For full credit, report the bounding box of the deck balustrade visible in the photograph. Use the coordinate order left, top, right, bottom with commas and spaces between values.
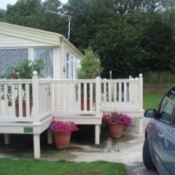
0, 74, 143, 123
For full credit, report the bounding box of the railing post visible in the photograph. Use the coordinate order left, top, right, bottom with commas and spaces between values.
32, 71, 39, 123
95, 77, 101, 117
139, 74, 143, 110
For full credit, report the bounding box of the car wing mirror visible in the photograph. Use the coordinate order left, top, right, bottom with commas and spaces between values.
144, 109, 157, 118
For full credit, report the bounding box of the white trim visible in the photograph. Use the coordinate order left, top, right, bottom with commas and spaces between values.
53, 48, 56, 79
28, 48, 34, 61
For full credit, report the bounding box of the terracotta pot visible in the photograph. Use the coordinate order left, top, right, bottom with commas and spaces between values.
108, 123, 123, 138
53, 132, 71, 149
81, 98, 95, 111
12, 74, 17, 79
15, 102, 33, 117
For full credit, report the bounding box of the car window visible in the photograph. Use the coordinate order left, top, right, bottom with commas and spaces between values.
159, 93, 175, 123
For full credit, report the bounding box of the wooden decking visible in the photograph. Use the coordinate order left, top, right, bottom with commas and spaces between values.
0, 74, 144, 159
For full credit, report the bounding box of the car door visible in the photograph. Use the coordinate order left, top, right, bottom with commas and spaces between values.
163, 121, 175, 175
156, 90, 175, 175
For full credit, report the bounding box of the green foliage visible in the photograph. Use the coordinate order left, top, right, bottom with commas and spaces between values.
114, 0, 164, 14
140, 16, 175, 72
5, 0, 43, 27
4, 0, 66, 35
2, 0, 175, 77
78, 48, 101, 79
8, 59, 44, 79
0, 9, 6, 21
0, 158, 127, 175
144, 71, 175, 84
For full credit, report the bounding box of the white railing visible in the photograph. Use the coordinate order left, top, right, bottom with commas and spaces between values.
51, 74, 143, 115
0, 72, 51, 122
101, 74, 143, 112
51, 78, 101, 116
37, 80, 51, 120
0, 79, 33, 122
0, 74, 143, 122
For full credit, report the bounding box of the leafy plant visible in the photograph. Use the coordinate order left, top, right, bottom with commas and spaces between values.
8, 59, 44, 79
49, 121, 79, 133
102, 113, 132, 127
2, 59, 45, 103
77, 47, 101, 79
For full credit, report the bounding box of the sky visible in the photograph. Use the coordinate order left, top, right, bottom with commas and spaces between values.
0, 0, 68, 9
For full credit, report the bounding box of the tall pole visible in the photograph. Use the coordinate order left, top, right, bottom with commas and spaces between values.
68, 16, 71, 40
46, 10, 71, 40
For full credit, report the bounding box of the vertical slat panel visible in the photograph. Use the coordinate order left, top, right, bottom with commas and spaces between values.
116, 82, 119, 102
123, 82, 127, 103
11, 84, 16, 116
4, 84, 8, 113
18, 84, 23, 118
119, 82, 122, 103
114, 82, 116, 102
84, 83, 87, 111
90, 82, 93, 110
127, 82, 129, 102
108, 81, 112, 102
129, 80, 133, 104
104, 82, 107, 102
26, 84, 30, 117
78, 83, 81, 110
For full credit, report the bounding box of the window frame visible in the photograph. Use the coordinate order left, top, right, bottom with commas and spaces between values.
158, 89, 175, 125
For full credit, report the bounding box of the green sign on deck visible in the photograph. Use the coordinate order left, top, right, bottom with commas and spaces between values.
24, 127, 33, 133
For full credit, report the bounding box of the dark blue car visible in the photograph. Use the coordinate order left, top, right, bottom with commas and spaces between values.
143, 86, 175, 175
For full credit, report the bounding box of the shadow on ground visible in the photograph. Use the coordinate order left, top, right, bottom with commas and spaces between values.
0, 127, 137, 160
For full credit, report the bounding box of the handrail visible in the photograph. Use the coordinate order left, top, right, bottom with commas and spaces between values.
0, 74, 143, 122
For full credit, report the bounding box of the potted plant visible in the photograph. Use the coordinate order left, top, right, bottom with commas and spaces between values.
49, 120, 79, 149
10, 59, 44, 79
77, 47, 101, 110
102, 113, 132, 138
7, 59, 44, 116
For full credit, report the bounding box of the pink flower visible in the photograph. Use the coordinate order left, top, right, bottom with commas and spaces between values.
49, 121, 79, 133
102, 113, 132, 127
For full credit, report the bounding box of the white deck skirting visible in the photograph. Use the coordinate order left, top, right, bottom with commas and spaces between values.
0, 116, 53, 158
0, 74, 144, 158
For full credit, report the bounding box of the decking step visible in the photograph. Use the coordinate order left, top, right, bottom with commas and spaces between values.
53, 113, 102, 125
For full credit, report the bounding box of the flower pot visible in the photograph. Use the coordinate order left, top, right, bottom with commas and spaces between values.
53, 132, 71, 149
108, 123, 123, 138
15, 101, 33, 117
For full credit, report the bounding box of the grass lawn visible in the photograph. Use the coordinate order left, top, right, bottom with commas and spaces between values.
0, 158, 127, 175
144, 93, 163, 109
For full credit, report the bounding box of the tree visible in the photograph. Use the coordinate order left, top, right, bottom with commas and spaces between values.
2, 0, 175, 77
141, 16, 175, 72
77, 47, 101, 79
5, 0, 43, 27
114, 0, 170, 14
5, 0, 67, 35
0, 9, 6, 22
64, 0, 116, 50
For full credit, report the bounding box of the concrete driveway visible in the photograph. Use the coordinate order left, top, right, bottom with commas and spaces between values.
127, 162, 159, 175
0, 133, 159, 175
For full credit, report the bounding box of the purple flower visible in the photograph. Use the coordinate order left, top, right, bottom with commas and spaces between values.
102, 112, 132, 127
49, 121, 79, 133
